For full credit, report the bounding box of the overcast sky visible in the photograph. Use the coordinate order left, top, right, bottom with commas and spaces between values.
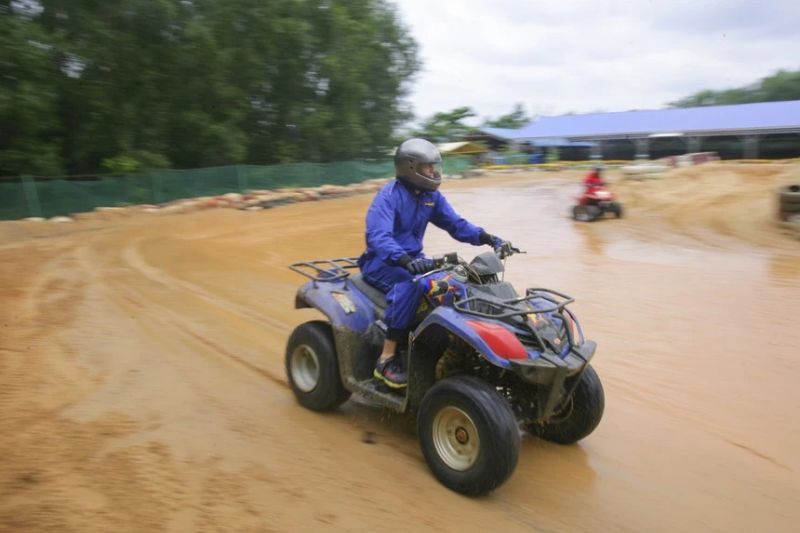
392, 0, 800, 126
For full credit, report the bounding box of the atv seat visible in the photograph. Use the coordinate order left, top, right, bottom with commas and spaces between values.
349, 274, 387, 314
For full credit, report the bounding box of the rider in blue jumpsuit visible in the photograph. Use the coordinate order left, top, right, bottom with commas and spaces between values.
358, 138, 505, 389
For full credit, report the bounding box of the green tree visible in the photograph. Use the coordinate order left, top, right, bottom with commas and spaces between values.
669, 68, 800, 108
413, 106, 476, 142
759, 69, 800, 102
2, 0, 419, 175
484, 103, 529, 129
0, 3, 62, 176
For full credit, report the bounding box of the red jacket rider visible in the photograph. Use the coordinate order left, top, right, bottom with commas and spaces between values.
583, 167, 606, 194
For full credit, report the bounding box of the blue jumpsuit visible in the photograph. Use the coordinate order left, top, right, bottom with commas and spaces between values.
357, 179, 486, 342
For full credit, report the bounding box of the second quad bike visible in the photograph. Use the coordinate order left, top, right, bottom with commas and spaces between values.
573, 187, 623, 222
286, 245, 604, 496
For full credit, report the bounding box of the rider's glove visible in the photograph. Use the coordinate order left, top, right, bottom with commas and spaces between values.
479, 231, 500, 247
402, 256, 436, 275
480, 232, 508, 255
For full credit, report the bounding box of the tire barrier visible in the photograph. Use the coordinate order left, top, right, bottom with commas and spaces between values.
777, 184, 800, 221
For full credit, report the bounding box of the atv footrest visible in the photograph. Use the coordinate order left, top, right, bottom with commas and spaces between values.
352, 379, 406, 412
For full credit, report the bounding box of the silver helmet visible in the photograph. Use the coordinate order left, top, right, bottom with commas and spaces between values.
395, 138, 443, 191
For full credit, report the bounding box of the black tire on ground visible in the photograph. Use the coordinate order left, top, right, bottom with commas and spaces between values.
574, 205, 599, 222
573, 205, 589, 221
779, 184, 800, 197
779, 197, 800, 209
417, 375, 520, 496
609, 201, 624, 218
285, 320, 351, 412
779, 198, 800, 210
779, 185, 800, 206
530, 365, 605, 444
586, 205, 602, 221
779, 201, 800, 221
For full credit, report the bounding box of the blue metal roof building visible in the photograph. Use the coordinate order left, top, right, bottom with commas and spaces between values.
480, 100, 800, 159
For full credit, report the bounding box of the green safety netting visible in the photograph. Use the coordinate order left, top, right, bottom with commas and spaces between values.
0, 156, 474, 220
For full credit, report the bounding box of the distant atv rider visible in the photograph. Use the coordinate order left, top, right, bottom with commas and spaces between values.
357, 138, 508, 389
583, 166, 606, 193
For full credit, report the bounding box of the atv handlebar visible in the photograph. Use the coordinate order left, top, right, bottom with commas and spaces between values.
431, 252, 460, 268
419, 243, 525, 281
495, 241, 524, 259
430, 242, 525, 269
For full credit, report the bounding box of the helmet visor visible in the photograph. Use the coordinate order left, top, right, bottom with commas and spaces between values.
416, 161, 443, 181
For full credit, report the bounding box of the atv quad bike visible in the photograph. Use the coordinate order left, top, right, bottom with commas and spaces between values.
286, 245, 604, 496
573, 187, 623, 222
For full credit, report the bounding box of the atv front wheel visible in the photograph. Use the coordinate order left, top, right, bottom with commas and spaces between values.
609, 202, 623, 218
418, 376, 520, 496
574, 205, 602, 222
585, 205, 602, 221
572, 205, 591, 222
530, 365, 604, 444
285, 321, 351, 412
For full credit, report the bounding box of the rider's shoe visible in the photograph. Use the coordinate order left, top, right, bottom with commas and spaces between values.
373, 356, 407, 389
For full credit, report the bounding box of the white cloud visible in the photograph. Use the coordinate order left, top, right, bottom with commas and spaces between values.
391, 0, 800, 124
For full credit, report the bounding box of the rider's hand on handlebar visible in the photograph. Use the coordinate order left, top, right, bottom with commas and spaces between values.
494, 240, 522, 259
405, 257, 437, 275
481, 232, 520, 260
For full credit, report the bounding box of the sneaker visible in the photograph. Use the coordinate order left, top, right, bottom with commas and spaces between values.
373, 357, 407, 389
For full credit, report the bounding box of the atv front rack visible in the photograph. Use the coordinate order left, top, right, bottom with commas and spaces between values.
454, 288, 575, 319
289, 257, 360, 286
454, 288, 585, 349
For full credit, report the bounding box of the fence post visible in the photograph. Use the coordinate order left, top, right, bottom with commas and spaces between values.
21, 175, 43, 218
236, 165, 248, 193
150, 171, 163, 204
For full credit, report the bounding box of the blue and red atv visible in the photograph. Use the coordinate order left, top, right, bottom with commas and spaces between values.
286, 245, 604, 496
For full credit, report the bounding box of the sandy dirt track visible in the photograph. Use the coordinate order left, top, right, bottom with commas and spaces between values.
1, 163, 799, 532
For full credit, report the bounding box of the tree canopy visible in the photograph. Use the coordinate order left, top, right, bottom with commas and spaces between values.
409, 106, 476, 143
669, 68, 800, 108
483, 102, 529, 129
0, 0, 419, 176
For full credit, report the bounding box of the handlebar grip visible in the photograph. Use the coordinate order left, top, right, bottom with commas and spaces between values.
433, 252, 459, 267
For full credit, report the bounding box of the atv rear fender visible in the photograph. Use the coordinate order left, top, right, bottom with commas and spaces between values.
295, 280, 384, 385
294, 280, 375, 332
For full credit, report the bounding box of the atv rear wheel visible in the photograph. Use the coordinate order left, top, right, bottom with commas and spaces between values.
530, 365, 604, 444
417, 376, 520, 496
285, 321, 351, 412
609, 201, 623, 218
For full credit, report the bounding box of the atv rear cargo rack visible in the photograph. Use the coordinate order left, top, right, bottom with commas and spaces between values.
289, 257, 360, 286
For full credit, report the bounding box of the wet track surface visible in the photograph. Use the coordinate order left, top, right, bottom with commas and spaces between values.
1, 164, 799, 531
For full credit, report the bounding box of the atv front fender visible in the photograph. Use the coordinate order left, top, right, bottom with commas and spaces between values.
410, 307, 598, 419
508, 340, 596, 386
411, 307, 517, 369
508, 341, 597, 420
